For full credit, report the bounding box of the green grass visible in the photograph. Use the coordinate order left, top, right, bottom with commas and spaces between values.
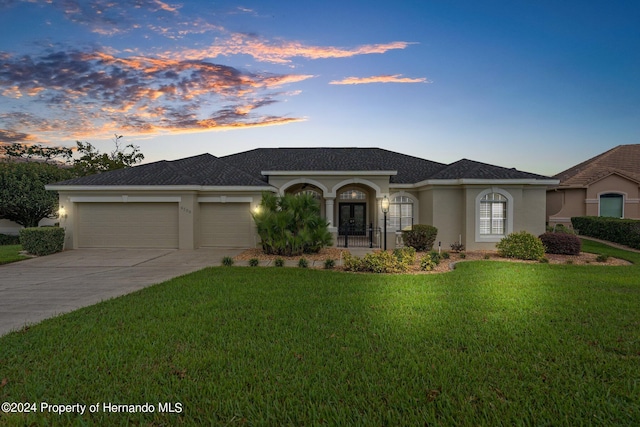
0, 245, 28, 265
0, 242, 639, 425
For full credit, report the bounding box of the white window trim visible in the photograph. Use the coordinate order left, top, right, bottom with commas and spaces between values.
388, 192, 418, 232
475, 188, 513, 243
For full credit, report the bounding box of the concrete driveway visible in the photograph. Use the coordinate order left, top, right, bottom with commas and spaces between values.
0, 248, 243, 337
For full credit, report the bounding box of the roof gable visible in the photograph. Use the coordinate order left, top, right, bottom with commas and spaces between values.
554, 144, 640, 187
429, 158, 550, 180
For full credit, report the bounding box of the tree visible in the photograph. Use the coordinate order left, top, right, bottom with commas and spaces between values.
72, 135, 144, 176
0, 162, 73, 227
252, 192, 333, 256
0, 134, 143, 228
1, 134, 144, 176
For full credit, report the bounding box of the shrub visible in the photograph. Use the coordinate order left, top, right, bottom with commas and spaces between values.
450, 242, 465, 252
459, 252, 466, 259
19, 227, 64, 256
298, 257, 309, 268
428, 250, 441, 265
441, 251, 450, 260
248, 258, 260, 267
342, 252, 364, 272
344, 250, 412, 273
323, 258, 335, 269
596, 254, 609, 263
539, 232, 581, 255
496, 231, 545, 260
274, 257, 285, 267
420, 255, 437, 271
253, 192, 332, 256
221, 256, 234, 266
402, 225, 438, 251
0, 233, 20, 245
571, 216, 640, 249
393, 247, 416, 267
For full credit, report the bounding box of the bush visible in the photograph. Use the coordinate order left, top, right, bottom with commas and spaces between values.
596, 254, 609, 263
428, 250, 441, 265
363, 251, 404, 273
274, 257, 285, 267
0, 233, 20, 245
420, 255, 437, 271
571, 216, 640, 249
248, 258, 260, 267
402, 225, 437, 251
496, 231, 545, 260
539, 232, 581, 255
393, 247, 416, 267
343, 250, 413, 273
450, 242, 465, 252
298, 258, 309, 268
221, 256, 234, 266
442, 251, 450, 260
323, 258, 335, 269
342, 252, 364, 272
19, 227, 64, 256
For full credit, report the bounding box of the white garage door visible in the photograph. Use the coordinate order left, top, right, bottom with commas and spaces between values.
77, 203, 179, 248
200, 203, 252, 247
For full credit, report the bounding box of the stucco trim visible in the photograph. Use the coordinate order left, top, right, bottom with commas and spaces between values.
197, 196, 254, 203
69, 196, 181, 203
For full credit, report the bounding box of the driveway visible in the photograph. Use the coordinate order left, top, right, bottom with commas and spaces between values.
0, 248, 243, 337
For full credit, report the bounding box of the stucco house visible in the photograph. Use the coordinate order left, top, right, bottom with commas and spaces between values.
547, 144, 640, 228
46, 147, 558, 251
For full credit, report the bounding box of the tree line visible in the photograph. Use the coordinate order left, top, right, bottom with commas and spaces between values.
0, 136, 144, 228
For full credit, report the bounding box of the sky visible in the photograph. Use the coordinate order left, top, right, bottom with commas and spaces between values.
0, 0, 638, 176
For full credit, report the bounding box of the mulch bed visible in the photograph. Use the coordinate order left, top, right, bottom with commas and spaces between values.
234, 248, 631, 274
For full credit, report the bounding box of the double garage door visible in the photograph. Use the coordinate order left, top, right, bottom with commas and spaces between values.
76, 202, 252, 248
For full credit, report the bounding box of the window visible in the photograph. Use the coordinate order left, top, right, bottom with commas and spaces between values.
389, 196, 413, 231
340, 189, 366, 200
599, 193, 623, 218
479, 193, 507, 235
296, 188, 321, 200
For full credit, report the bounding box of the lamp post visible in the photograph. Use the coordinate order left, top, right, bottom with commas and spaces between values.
381, 195, 389, 251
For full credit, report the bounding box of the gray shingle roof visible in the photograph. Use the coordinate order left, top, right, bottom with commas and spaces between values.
429, 159, 551, 180
220, 148, 449, 184
51, 148, 553, 187
52, 153, 272, 186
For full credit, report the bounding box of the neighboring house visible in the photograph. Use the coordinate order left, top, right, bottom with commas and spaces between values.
46, 148, 558, 251
0, 218, 58, 235
547, 144, 640, 228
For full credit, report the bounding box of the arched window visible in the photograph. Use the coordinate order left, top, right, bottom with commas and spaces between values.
390, 196, 414, 231
479, 193, 507, 235
600, 193, 623, 218
296, 188, 322, 200
339, 189, 366, 200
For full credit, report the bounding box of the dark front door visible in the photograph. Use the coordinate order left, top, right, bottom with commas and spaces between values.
339, 203, 366, 235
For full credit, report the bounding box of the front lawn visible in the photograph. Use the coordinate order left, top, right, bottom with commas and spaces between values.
0, 245, 28, 265
0, 243, 639, 425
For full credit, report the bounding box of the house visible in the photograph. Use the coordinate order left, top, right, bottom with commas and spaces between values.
46, 148, 558, 251
547, 144, 640, 228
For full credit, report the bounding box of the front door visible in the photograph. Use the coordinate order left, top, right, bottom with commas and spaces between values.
339, 203, 366, 235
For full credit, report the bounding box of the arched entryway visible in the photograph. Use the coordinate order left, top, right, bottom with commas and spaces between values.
335, 185, 381, 248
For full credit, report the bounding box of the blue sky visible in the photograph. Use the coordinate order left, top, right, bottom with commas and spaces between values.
0, 0, 638, 175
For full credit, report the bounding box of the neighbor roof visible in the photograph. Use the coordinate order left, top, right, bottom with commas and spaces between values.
553, 144, 640, 188
50, 148, 553, 187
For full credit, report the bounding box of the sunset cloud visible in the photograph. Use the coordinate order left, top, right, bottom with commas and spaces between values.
0, 47, 313, 141
329, 74, 430, 85
172, 35, 414, 64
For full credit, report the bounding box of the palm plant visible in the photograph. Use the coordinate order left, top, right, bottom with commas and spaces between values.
252, 192, 332, 256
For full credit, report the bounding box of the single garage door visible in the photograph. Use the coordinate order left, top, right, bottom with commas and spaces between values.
200, 203, 252, 247
77, 203, 179, 248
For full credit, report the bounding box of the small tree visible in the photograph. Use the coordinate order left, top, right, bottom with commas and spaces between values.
253, 192, 332, 256
72, 135, 144, 176
0, 162, 73, 227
